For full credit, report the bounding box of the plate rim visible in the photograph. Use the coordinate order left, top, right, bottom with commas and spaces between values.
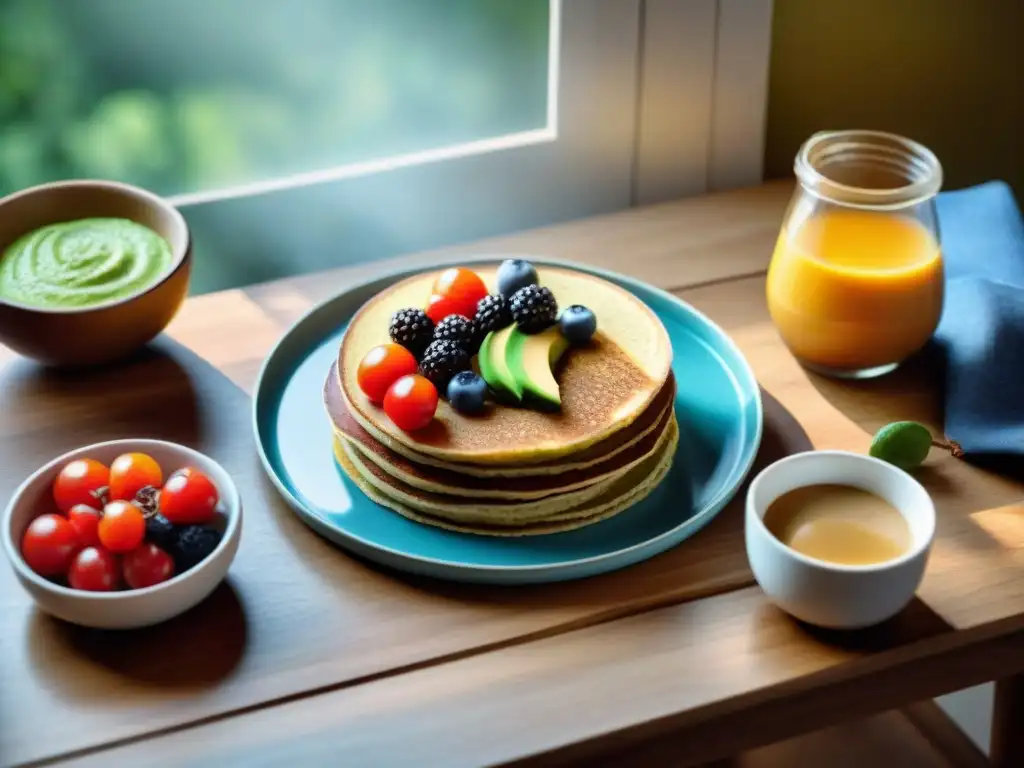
251, 256, 763, 576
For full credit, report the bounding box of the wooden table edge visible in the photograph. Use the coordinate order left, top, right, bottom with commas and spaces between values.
525, 621, 1024, 767
46, 592, 1024, 768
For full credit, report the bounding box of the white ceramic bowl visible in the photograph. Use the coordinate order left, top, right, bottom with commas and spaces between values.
2, 439, 242, 629
746, 450, 935, 630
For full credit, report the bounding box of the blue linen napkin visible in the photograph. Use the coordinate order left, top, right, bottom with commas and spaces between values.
932, 181, 1024, 457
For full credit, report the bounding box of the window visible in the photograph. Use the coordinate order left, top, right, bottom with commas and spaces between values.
0, 0, 551, 199
0, 0, 772, 293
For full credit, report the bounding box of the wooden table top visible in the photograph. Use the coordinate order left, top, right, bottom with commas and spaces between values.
2, 181, 1023, 767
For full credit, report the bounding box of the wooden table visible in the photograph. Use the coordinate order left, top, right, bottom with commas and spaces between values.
2, 182, 1023, 767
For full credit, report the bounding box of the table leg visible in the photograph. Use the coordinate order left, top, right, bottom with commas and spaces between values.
992, 673, 1024, 768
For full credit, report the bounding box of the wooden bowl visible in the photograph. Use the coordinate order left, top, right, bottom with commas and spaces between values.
0, 180, 191, 367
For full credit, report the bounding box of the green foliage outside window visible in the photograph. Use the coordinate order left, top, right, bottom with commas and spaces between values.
0, 0, 549, 197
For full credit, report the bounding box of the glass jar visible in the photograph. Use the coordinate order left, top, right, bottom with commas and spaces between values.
766, 130, 944, 379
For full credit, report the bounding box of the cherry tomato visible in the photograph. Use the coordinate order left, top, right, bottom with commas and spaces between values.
123, 543, 175, 589
433, 267, 487, 309
425, 293, 464, 325
426, 267, 487, 322
383, 374, 438, 431
357, 343, 418, 403
21, 514, 80, 577
53, 458, 110, 514
109, 452, 163, 501
98, 500, 146, 553
159, 467, 219, 525
67, 504, 102, 548
68, 547, 119, 592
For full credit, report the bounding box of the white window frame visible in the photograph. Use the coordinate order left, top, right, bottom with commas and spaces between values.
166, 0, 772, 283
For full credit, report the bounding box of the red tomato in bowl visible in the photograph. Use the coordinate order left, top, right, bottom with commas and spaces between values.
123, 543, 175, 589
109, 452, 163, 501
98, 500, 146, 553
21, 513, 81, 577
67, 504, 103, 548
159, 467, 220, 525
52, 459, 109, 513
68, 547, 119, 592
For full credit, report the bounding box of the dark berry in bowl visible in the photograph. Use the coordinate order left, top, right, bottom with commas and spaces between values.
496, 259, 539, 298
447, 371, 489, 414
559, 305, 597, 345
418, 339, 470, 391
510, 285, 558, 334
389, 308, 434, 358
433, 314, 474, 349
169, 525, 223, 573
144, 512, 177, 551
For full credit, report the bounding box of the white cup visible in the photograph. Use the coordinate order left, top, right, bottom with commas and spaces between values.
745, 450, 935, 630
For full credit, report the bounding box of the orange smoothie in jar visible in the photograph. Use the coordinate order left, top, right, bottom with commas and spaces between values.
766, 209, 943, 373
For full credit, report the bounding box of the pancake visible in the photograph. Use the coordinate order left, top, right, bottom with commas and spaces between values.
339, 399, 675, 501
333, 419, 679, 536
328, 365, 676, 478
339, 266, 672, 465
339, 401, 672, 499
325, 362, 676, 494
337, 416, 676, 524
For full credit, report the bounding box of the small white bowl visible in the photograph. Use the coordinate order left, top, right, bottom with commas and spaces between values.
2, 439, 242, 629
746, 450, 935, 630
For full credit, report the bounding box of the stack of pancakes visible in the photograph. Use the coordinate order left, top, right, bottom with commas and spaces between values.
327, 266, 677, 536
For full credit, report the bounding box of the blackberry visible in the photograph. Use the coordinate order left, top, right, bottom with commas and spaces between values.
433, 314, 474, 349
169, 525, 223, 572
389, 308, 434, 358
510, 285, 558, 334
144, 513, 176, 551
473, 294, 512, 337
418, 339, 470, 390
466, 321, 487, 355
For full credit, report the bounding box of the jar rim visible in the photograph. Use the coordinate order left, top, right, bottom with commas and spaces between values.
795, 130, 942, 210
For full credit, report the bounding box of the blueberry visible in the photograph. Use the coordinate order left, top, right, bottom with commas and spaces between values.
447, 371, 488, 414
559, 305, 597, 345
496, 259, 539, 298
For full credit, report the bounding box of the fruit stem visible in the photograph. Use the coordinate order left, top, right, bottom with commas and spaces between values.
931, 437, 964, 459
89, 485, 110, 507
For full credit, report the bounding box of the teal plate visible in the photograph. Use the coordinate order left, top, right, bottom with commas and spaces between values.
253, 259, 762, 584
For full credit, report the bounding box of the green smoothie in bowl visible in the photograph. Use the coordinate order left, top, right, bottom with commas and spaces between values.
0, 217, 174, 309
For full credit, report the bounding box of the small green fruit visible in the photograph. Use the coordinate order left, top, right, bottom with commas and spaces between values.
869, 421, 933, 470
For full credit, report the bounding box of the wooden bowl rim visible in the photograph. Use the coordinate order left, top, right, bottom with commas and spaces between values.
0, 179, 191, 315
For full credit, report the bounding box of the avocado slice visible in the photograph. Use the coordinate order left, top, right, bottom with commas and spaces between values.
506, 326, 570, 408
479, 325, 522, 401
